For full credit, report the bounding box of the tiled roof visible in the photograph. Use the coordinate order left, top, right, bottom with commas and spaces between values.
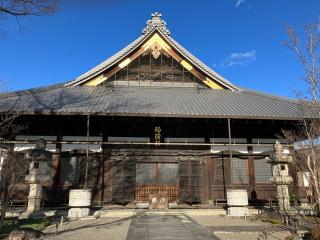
66, 14, 240, 91
0, 85, 315, 120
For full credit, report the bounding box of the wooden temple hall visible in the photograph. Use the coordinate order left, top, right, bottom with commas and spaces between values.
0, 13, 311, 207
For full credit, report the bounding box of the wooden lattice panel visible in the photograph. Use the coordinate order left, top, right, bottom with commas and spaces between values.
135, 185, 179, 202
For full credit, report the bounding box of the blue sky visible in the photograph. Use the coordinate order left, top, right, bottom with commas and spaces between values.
0, 0, 319, 98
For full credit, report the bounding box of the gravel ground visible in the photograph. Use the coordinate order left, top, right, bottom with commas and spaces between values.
186, 215, 265, 227
214, 232, 293, 240
186, 215, 295, 240
38, 212, 303, 240
40, 217, 131, 240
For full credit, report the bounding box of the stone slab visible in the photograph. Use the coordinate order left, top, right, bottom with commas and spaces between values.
69, 189, 92, 207
226, 189, 248, 206
227, 207, 249, 217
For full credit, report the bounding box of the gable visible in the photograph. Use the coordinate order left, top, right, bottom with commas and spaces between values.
84, 32, 224, 89
67, 13, 239, 91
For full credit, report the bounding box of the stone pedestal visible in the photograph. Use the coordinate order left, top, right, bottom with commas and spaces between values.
226, 189, 249, 217
68, 189, 92, 219
26, 183, 42, 213
276, 184, 291, 212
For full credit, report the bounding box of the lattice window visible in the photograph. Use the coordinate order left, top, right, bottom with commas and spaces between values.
254, 158, 272, 183
59, 155, 85, 185
136, 163, 178, 186
233, 158, 248, 184
100, 52, 204, 87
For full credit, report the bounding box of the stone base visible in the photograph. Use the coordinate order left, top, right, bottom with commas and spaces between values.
149, 195, 168, 209
19, 211, 46, 220
169, 202, 178, 209
68, 207, 90, 220
227, 207, 249, 217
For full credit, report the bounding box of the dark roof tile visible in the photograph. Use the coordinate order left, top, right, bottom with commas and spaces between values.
0, 85, 315, 120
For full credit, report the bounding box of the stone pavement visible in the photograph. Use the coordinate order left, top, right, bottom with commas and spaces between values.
40, 211, 307, 240
126, 213, 218, 240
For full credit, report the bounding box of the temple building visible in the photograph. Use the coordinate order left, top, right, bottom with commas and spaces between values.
0, 13, 314, 207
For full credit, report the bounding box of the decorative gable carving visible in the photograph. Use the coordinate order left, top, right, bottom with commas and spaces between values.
142, 12, 170, 36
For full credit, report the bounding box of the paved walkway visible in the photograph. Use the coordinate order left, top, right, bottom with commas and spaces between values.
126, 213, 218, 240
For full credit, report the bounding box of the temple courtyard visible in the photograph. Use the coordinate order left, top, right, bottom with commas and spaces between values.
39, 210, 306, 240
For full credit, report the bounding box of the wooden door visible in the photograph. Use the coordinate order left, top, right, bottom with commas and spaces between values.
135, 162, 179, 202
112, 159, 136, 204
179, 159, 201, 204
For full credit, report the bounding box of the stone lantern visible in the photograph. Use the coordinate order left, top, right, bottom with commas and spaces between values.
22, 138, 52, 218
269, 141, 293, 213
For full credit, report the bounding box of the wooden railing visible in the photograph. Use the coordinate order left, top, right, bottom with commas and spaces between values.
135, 185, 179, 202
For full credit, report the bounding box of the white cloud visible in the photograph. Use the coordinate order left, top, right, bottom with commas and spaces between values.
236, 0, 245, 7
221, 50, 256, 67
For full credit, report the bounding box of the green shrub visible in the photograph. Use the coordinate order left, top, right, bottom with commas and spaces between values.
0, 218, 50, 235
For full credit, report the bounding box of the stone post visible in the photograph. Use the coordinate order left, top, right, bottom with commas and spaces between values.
269, 141, 293, 214
227, 189, 249, 217
21, 138, 52, 218
68, 189, 92, 219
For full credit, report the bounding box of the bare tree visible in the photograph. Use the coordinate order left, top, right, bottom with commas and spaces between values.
0, 114, 26, 231
0, 144, 27, 231
0, 0, 58, 35
0, 84, 26, 230
284, 23, 320, 215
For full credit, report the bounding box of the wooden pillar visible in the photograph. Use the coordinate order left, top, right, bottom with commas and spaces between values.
289, 146, 299, 201
206, 153, 214, 201
101, 144, 106, 205
101, 132, 110, 205
200, 154, 208, 203
227, 119, 233, 189
51, 134, 62, 206
247, 143, 256, 202
102, 140, 112, 204
202, 136, 212, 203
